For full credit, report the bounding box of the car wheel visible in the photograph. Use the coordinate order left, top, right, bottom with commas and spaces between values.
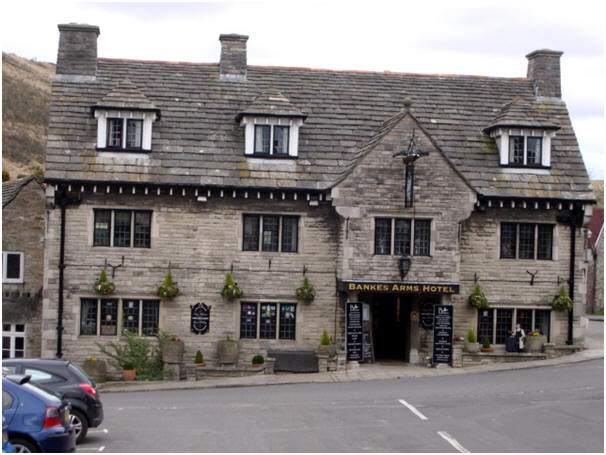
9, 437, 39, 453
70, 409, 89, 443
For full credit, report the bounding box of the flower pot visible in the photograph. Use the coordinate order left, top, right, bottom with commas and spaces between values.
195, 363, 206, 367
217, 339, 239, 365
162, 340, 185, 363
317, 344, 338, 359
481, 347, 494, 353
82, 359, 107, 382
464, 341, 480, 353
525, 335, 546, 353
122, 369, 136, 381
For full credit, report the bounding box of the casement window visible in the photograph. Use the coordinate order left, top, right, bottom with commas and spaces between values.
240, 302, 297, 340
94, 109, 157, 152
478, 308, 551, 344
254, 125, 290, 156
488, 128, 555, 168
500, 223, 554, 260
242, 214, 299, 252
375, 218, 431, 256
93, 209, 152, 248
2, 252, 24, 284
2, 324, 25, 358
508, 136, 542, 166
80, 298, 159, 336
106, 118, 143, 150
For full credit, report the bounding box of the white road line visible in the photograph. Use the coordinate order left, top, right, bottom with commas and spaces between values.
438, 431, 469, 453
98, 446, 105, 452
398, 399, 428, 420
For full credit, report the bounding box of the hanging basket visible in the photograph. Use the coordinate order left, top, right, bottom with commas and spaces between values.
157, 271, 180, 300
468, 284, 489, 309
221, 273, 243, 300
296, 277, 316, 303
93, 269, 115, 295
552, 286, 573, 312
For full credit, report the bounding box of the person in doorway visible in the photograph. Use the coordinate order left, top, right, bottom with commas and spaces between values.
515, 323, 525, 352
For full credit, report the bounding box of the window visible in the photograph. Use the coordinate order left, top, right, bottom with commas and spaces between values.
106, 118, 144, 150
24, 368, 65, 385
508, 135, 543, 166
2, 324, 25, 358
489, 127, 553, 168
80, 298, 159, 336
2, 252, 24, 284
239, 302, 297, 340
500, 223, 554, 260
240, 116, 304, 158
375, 218, 431, 256
477, 308, 550, 344
93, 209, 152, 248
253, 125, 290, 156
243, 214, 299, 253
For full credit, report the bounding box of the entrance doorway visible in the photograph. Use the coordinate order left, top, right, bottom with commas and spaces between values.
370, 294, 410, 362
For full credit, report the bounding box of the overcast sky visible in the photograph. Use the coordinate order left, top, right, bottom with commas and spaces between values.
2, 0, 604, 179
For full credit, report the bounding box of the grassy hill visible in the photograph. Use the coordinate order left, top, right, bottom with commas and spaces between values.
2, 52, 54, 180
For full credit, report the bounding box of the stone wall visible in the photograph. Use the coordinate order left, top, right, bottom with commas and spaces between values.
2, 178, 45, 357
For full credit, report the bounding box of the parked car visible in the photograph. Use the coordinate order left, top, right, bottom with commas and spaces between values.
2, 375, 76, 452
2, 415, 16, 453
2, 359, 103, 443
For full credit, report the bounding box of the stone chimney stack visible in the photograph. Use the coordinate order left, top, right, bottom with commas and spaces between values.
526, 49, 563, 98
56, 23, 100, 80
219, 34, 248, 81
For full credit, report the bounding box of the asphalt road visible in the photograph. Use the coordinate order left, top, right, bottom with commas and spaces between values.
78, 358, 603, 453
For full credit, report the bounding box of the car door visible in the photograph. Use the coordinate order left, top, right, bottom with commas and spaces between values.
2, 388, 17, 426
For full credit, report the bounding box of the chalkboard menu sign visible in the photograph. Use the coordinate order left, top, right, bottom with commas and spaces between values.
346, 302, 363, 361
432, 304, 453, 364
191, 303, 210, 334
420, 302, 435, 329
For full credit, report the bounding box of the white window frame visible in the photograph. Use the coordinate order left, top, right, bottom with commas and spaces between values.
94, 109, 157, 151
489, 127, 555, 168
2, 324, 26, 358
2, 252, 24, 284
240, 116, 303, 157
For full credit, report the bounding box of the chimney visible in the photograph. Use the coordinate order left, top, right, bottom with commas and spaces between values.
219, 34, 248, 81
526, 49, 563, 98
56, 23, 100, 80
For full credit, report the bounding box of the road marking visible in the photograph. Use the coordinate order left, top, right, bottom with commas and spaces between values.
88, 428, 109, 434
438, 431, 469, 453
98, 446, 105, 452
398, 399, 428, 420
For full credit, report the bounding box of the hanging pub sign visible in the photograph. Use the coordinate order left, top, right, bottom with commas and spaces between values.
420, 302, 436, 329
432, 304, 453, 364
346, 302, 363, 361
191, 303, 210, 334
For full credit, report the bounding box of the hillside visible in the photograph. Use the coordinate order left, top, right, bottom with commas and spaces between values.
2, 52, 54, 180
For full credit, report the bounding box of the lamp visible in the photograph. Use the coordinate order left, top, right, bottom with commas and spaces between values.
399, 255, 411, 280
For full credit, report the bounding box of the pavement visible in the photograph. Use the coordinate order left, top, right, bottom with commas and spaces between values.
98, 317, 603, 394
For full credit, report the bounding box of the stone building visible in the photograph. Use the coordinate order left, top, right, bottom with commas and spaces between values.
41, 24, 596, 370
2, 176, 46, 358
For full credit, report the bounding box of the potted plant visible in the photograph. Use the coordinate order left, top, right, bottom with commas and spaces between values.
464, 329, 480, 353
82, 357, 107, 383
121, 361, 136, 381
481, 336, 494, 353
552, 286, 573, 312
157, 271, 180, 300
161, 336, 185, 363
217, 337, 239, 365
525, 331, 546, 352
221, 273, 243, 300
251, 354, 264, 368
194, 350, 206, 367
93, 269, 115, 295
296, 276, 316, 303
468, 284, 489, 309
317, 329, 337, 358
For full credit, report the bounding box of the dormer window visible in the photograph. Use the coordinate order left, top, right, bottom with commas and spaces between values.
487, 128, 555, 168
94, 110, 157, 152
509, 135, 542, 166
107, 118, 143, 150
254, 124, 290, 156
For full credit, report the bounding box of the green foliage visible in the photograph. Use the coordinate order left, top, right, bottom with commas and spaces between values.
93, 269, 115, 295
296, 276, 316, 302
481, 336, 491, 349
320, 329, 332, 346
552, 286, 573, 312
157, 271, 180, 299
194, 350, 204, 364
221, 273, 243, 299
2, 170, 10, 182
466, 329, 476, 343
251, 354, 264, 365
468, 284, 489, 309
96, 330, 166, 380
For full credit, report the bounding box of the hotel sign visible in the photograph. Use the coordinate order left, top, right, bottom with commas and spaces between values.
339, 280, 459, 295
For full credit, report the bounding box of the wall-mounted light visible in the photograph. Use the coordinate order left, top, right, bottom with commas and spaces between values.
399, 255, 411, 280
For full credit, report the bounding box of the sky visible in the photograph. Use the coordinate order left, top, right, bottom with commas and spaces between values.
2, 0, 604, 180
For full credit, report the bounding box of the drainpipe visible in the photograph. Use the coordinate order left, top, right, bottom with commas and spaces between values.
54, 184, 80, 358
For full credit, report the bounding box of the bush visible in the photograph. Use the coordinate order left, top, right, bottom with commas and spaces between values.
96, 330, 166, 380
466, 329, 476, 343
320, 330, 332, 346
2, 170, 10, 182
481, 336, 491, 349
194, 350, 204, 364
251, 354, 264, 365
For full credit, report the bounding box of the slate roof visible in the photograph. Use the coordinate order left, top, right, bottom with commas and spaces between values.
44, 58, 595, 202
235, 88, 307, 121
2, 176, 37, 207
483, 97, 561, 132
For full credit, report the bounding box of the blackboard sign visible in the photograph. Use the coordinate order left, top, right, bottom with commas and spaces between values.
346, 302, 363, 361
420, 302, 435, 329
191, 303, 210, 334
432, 304, 453, 364
362, 332, 372, 362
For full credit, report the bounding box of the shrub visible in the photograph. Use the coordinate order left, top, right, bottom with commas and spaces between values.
320, 330, 332, 346
482, 336, 491, 349
2, 170, 10, 182
466, 329, 476, 343
194, 350, 204, 364
252, 354, 264, 365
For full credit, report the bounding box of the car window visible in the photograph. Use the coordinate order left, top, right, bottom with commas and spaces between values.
22, 383, 61, 403
2, 365, 17, 374
2, 390, 14, 411
24, 368, 65, 384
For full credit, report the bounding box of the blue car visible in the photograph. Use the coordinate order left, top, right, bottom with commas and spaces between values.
2, 376, 75, 452
2, 415, 16, 453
